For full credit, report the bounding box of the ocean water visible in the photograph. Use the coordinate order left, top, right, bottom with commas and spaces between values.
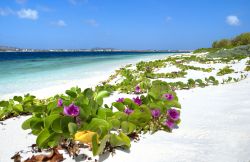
0, 52, 181, 99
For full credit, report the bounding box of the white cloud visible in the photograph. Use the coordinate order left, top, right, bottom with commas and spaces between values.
0, 8, 15, 16
85, 19, 99, 27
16, 0, 27, 4
17, 8, 38, 20
226, 15, 240, 26
51, 20, 67, 27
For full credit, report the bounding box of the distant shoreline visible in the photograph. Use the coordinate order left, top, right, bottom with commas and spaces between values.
0, 50, 192, 53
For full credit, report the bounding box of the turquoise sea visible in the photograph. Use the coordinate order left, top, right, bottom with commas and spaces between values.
0, 52, 181, 99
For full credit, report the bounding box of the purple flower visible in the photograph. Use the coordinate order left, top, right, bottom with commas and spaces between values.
167, 109, 180, 121
116, 98, 124, 103
151, 109, 161, 118
164, 120, 175, 129
164, 93, 174, 101
133, 96, 142, 106
135, 85, 141, 93
64, 103, 80, 117
57, 98, 63, 107
124, 108, 134, 115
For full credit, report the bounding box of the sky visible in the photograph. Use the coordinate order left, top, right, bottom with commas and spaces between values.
0, 0, 250, 50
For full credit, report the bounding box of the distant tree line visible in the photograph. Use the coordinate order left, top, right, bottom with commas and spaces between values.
194, 32, 250, 53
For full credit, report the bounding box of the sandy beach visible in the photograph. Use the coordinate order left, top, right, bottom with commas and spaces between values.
0, 53, 250, 162
1, 0, 250, 161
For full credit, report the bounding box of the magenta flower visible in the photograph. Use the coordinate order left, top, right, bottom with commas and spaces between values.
64, 103, 80, 117
167, 109, 180, 121
135, 85, 141, 93
133, 96, 142, 106
151, 109, 161, 118
164, 93, 174, 101
124, 107, 134, 115
116, 98, 124, 103
164, 120, 175, 129
57, 98, 63, 107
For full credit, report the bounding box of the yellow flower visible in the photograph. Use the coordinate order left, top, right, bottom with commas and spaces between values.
74, 131, 98, 146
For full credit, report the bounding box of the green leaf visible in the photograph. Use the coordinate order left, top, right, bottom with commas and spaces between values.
121, 121, 136, 134
128, 111, 151, 126
47, 101, 57, 112
113, 111, 127, 121
97, 134, 110, 155
47, 134, 61, 148
68, 122, 77, 135
92, 134, 110, 156
148, 91, 157, 99
61, 116, 74, 135
92, 134, 99, 156
13, 104, 23, 112
23, 95, 35, 104
30, 117, 44, 131
83, 88, 94, 98
79, 104, 91, 120
109, 119, 120, 129
0, 101, 9, 107
44, 114, 60, 129
13, 96, 23, 103
112, 102, 125, 111
95, 91, 110, 105
51, 118, 63, 133
30, 105, 46, 113
36, 129, 50, 148
110, 134, 123, 147
66, 90, 77, 98
123, 98, 133, 105
50, 107, 63, 115
97, 108, 113, 120
22, 117, 33, 130
118, 132, 131, 149
36, 129, 56, 148
110, 133, 131, 149
86, 118, 111, 138
165, 100, 181, 108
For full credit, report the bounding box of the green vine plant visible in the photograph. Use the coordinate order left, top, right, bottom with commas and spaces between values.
20, 80, 181, 157
217, 66, 235, 76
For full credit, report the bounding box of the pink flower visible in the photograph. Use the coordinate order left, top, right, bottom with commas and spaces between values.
116, 98, 124, 103
167, 109, 180, 121
135, 85, 141, 93
124, 108, 134, 115
164, 120, 175, 129
133, 96, 142, 106
57, 98, 63, 107
64, 103, 80, 117
163, 93, 174, 101
151, 109, 161, 118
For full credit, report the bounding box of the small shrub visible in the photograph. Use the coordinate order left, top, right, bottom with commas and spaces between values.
217, 66, 234, 76
245, 66, 250, 71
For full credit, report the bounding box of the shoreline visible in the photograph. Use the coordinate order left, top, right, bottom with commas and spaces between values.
0, 52, 186, 100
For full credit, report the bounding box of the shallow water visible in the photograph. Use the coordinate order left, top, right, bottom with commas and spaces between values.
0, 52, 180, 99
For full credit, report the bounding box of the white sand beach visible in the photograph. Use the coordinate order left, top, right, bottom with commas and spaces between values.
104, 78, 250, 162
0, 53, 250, 162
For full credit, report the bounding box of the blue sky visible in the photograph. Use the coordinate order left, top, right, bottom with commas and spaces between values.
0, 0, 249, 50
